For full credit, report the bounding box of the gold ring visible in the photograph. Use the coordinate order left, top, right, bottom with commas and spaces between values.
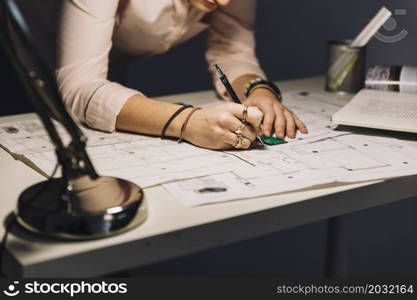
242, 105, 249, 123
234, 122, 246, 136
234, 134, 244, 149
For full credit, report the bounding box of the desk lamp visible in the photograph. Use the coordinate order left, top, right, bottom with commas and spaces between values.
0, 0, 147, 239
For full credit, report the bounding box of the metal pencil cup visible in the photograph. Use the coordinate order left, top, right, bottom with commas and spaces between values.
325, 40, 366, 94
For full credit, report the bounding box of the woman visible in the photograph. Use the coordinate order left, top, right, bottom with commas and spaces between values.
56, 0, 308, 150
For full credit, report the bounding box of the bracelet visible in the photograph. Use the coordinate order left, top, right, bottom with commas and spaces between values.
161, 105, 193, 140
248, 84, 277, 98
244, 78, 283, 102
178, 107, 202, 143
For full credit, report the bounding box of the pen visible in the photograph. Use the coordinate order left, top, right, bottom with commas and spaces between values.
214, 64, 265, 147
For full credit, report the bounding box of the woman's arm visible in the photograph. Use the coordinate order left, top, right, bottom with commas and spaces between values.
57, 0, 141, 132
205, 0, 265, 99
205, 1, 308, 139
117, 94, 264, 150
57, 0, 263, 150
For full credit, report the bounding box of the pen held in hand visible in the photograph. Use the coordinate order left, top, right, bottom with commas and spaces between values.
214, 64, 265, 147
214, 64, 241, 105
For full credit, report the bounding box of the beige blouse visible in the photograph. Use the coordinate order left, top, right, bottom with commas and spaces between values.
56, 0, 266, 132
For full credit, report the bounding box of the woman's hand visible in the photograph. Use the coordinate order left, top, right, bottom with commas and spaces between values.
243, 88, 308, 139
183, 103, 263, 150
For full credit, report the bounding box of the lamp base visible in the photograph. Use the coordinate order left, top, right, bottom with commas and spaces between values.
16, 177, 147, 240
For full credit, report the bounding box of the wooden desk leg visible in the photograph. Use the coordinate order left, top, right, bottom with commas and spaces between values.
325, 216, 350, 277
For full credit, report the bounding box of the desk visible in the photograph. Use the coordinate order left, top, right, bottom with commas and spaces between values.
1, 77, 417, 277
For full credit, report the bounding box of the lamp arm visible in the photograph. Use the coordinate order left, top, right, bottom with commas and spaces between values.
0, 0, 147, 241
0, 1, 98, 181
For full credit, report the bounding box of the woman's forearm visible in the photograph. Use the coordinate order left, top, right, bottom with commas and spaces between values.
117, 73, 259, 137
115, 94, 189, 138
116, 73, 268, 138
114, 93, 265, 150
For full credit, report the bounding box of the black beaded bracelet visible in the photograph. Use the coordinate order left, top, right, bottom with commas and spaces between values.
161, 105, 193, 140
244, 78, 282, 102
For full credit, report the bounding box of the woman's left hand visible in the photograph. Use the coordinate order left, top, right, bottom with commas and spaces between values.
243, 88, 308, 139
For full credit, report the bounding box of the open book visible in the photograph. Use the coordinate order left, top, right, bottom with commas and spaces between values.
332, 89, 417, 133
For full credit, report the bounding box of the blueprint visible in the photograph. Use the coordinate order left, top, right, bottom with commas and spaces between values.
1, 92, 417, 207
0, 118, 245, 188
163, 92, 417, 206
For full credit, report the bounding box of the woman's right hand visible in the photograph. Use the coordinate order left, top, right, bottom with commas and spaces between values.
183, 103, 264, 150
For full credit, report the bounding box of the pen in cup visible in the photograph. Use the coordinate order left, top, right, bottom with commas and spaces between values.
214, 64, 265, 147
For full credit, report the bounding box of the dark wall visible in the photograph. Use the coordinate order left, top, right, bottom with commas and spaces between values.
127, 0, 417, 97
0, 46, 33, 115
255, 0, 417, 81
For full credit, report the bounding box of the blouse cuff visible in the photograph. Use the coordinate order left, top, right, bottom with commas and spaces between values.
84, 83, 141, 132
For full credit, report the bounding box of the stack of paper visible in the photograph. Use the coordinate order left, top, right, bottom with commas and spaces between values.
332, 89, 417, 133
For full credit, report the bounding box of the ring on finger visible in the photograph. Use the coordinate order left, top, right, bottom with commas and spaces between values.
234, 134, 244, 149
242, 105, 249, 123
234, 122, 246, 136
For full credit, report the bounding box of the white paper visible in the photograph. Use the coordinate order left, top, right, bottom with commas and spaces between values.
0, 118, 246, 188
164, 92, 417, 207
1, 92, 417, 208
332, 89, 417, 133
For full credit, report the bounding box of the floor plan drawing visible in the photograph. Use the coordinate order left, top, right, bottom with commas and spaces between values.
1, 92, 417, 206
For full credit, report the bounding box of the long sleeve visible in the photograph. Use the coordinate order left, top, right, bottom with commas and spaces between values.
205, 0, 266, 98
56, 0, 140, 132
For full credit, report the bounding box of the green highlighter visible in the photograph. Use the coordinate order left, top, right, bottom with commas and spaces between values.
260, 135, 287, 146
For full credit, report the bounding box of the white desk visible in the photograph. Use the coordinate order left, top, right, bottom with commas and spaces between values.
1, 77, 417, 277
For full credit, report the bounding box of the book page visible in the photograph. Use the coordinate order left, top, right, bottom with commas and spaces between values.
332, 89, 417, 133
